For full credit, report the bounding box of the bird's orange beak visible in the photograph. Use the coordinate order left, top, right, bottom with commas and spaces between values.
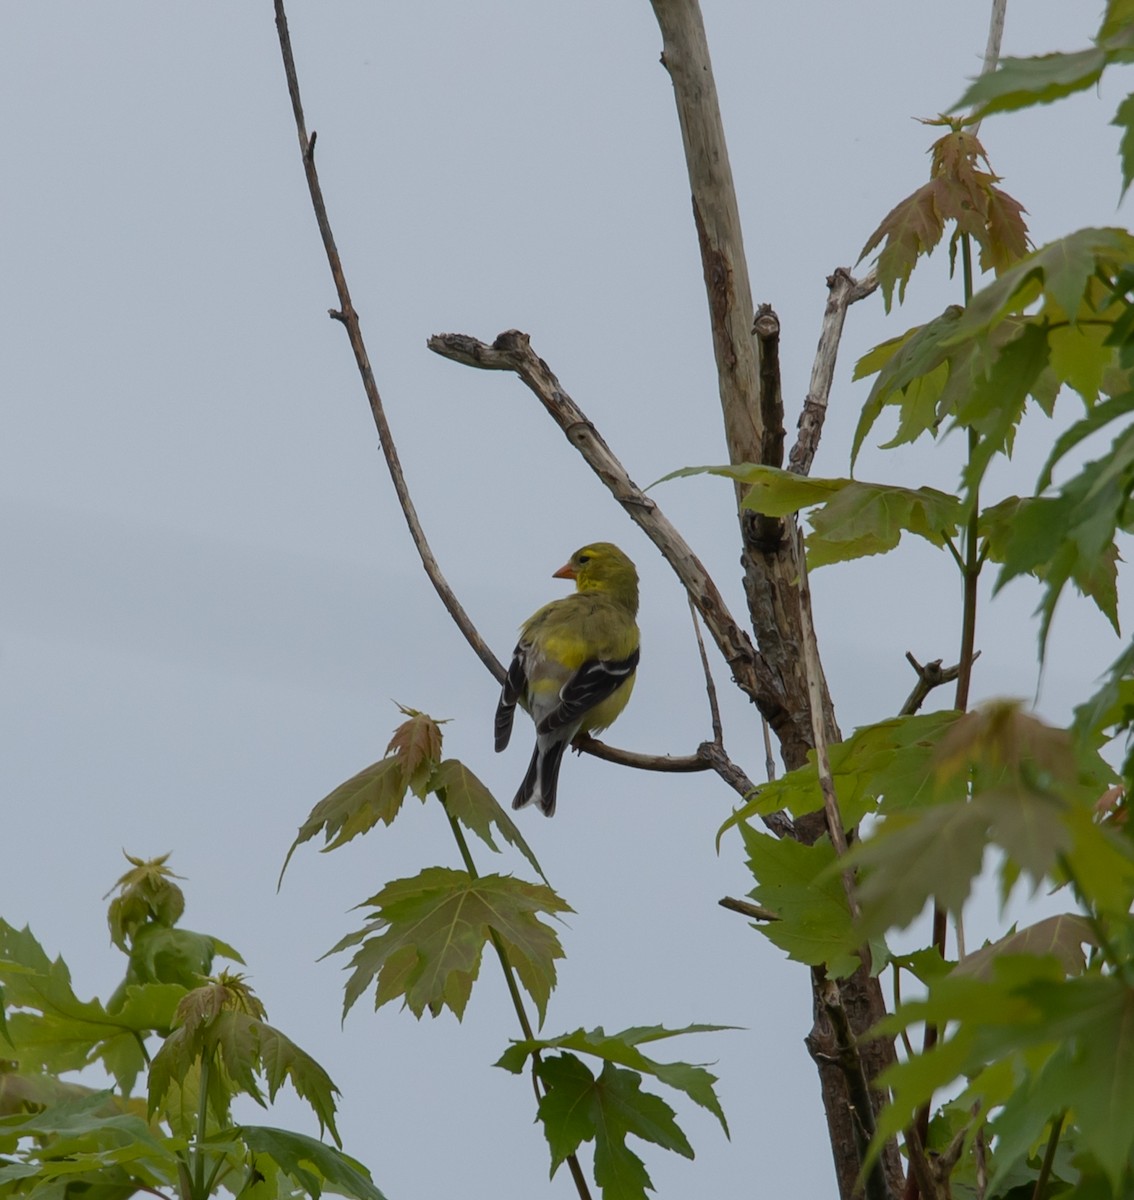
553, 560, 576, 580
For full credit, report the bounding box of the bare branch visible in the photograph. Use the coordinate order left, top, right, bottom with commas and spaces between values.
751, 304, 788, 548
762, 718, 777, 782
981, 0, 1009, 82
900, 650, 979, 716
428, 330, 788, 724
651, 0, 764, 470
571, 734, 706, 774
719, 896, 779, 922
789, 267, 879, 477
752, 304, 785, 468
694, 741, 796, 839
272, 2, 504, 685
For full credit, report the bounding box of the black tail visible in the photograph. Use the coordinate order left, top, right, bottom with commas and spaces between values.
512, 739, 567, 817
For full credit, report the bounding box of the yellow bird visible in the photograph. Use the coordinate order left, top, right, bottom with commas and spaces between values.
495, 543, 640, 816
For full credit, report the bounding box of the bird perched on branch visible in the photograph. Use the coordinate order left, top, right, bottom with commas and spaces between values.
495, 542, 640, 817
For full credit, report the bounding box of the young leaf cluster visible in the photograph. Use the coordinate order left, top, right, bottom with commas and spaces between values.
0, 858, 385, 1200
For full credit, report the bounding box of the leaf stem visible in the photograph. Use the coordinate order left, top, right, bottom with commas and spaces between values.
1031, 1112, 1064, 1200
193, 1049, 213, 1200
954, 233, 980, 716
445, 811, 593, 1200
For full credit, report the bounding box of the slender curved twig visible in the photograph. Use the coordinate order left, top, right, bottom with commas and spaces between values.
688, 595, 724, 744
272, 1, 504, 685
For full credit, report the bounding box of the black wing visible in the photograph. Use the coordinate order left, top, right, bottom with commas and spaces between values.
494, 644, 528, 752
536, 647, 639, 736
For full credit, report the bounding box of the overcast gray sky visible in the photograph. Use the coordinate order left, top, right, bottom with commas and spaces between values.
2, 4, 1130, 1197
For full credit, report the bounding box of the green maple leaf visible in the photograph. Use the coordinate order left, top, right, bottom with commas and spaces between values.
1112, 93, 1134, 197
533, 1054, 692, 1200
1012, 976, 1134, 1189
497, 1023, 730, 1134
992, 421, 1132, 652
718, 710, 966, 839
958, 48, 1111, 116
0, 922, 182, 1087
849, 802, 991, 934
333, 868, 569, 1024
281, 758, 408, 882
654, 463, 961, 567
739, 828, 859, 978
953, 321, 1051, 497
239, 1126, 388, 1200
852, 306, 964, 464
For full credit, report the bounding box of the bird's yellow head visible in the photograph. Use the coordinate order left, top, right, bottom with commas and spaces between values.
554, 542, 639, 612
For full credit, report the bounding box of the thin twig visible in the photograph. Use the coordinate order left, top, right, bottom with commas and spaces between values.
696, 741, 796, 839
900, 651, 979, 716
689, 595, 724, 743
570, 735, 706, 773
789, 268, 879, 477
789, 526, 856, 902
272, 1, 504, 685
762, 717, 777, 782
719, 896, 779, 922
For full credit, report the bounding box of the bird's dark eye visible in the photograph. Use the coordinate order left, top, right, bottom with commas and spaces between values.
577, 554, 591, 564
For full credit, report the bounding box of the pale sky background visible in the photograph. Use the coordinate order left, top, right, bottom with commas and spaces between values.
2, 4, 1131, 1198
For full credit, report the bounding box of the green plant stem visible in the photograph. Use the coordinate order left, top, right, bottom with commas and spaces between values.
447, 814, 537, 1043
1031, 1112, 1064, 1200
907, 232, 983, 1200
445, 812, 593, 1200
954, 233, 980, 716
193, 1049, 212, 1200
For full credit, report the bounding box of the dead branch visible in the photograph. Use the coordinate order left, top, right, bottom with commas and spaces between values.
753, 304, 785, 468
900, 650, 979, 716
650, 0, 764, 470
790, 267, 879, 477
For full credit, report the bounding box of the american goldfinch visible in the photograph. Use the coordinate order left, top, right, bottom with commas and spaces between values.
495, 542, 640, 817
